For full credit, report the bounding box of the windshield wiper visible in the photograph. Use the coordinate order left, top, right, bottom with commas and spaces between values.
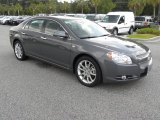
80, 34, 109, 39
98, 34, 110, 37
80, 36, 98, 39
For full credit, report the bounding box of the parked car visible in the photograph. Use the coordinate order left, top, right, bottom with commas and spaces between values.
86, 14, 96, 21
65, 14, 76, 17
94, 14, 106, 22
0, 16, 5, 24
11, 16, 24, 25
75, 14, 86, 18
0, 16, 12, 25
8, 16, 18, 25
135, 16, 154, 30
10, 16, 152, 87
11, 16, 32, 25
98, 12, 135, 35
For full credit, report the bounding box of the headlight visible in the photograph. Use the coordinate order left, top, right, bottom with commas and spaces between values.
107, 52, 132, 64
106, 26, 112, 29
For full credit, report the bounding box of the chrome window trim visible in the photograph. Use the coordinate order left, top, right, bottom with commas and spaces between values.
43, 19, 69, 38
22, 18, 45, 34
22, 18, 71, 40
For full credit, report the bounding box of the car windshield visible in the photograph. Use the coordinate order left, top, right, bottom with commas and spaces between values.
135, 17, 145, 21
102, 15, 120, 23
63, 19, 110, 39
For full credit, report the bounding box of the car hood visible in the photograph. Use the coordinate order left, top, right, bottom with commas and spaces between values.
83, 35, 149, 56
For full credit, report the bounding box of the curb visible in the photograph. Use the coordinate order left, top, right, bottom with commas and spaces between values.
120, 36, 160, 42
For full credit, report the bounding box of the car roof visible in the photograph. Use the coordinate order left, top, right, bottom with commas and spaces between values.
107, 11, 133, 15
42, 16, 84, 20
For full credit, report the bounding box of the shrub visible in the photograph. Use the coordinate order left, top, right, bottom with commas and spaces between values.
137, 28, 160, 36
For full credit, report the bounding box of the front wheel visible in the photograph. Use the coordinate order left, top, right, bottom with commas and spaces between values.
128, 27, 134, 34
113, 28, 118, 35
14, 41, 26, 60
75, 56, 102, 87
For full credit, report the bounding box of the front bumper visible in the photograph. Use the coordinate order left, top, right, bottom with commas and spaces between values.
135, 25, 149, 29
101, 57, 152, 83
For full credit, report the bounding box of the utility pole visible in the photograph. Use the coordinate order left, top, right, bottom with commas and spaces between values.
7, 0, 10, 15
158, 4, 160, 22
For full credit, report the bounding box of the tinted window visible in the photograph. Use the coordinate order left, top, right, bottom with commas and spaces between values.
103, 15, 120, 23
147, 19, 153, 22
119, 16, 125, 23
86, 15, 96, 21
135, 17, 145, 21
28, 19, 44, 32
45, 20, 64, 36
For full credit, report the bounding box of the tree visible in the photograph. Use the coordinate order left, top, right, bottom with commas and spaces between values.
0, 4, 5, 15
47, 0, 56, 14
98, 0, 116, 14
75, 0, 90, 13
76, 0, 85, 13
90, 0, 101, 13
128, 0, 146, 16
28, 3, 37, 15
58, 1, 70, 13
36, 2, 45, 13
4, 4, 11, 15
146, 0, 160, 17
14, 3, 23, 15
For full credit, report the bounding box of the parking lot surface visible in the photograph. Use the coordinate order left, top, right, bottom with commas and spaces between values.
0, 25, 160, 120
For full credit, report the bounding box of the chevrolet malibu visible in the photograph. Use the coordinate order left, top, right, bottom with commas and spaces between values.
10, 16, 152, 87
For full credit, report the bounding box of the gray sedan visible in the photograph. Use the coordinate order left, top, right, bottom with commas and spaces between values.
10, 16, 152, 87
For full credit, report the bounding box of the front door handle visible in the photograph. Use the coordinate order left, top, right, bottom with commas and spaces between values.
41, 36, 47, 40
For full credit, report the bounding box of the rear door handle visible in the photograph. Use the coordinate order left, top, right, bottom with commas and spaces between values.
41, 36, 47, 40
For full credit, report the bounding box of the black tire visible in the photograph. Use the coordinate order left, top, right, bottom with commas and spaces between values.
14, 41, 26, 61
128, 27, 134, 34
113, 28, 118, 35
75, 56, 102, 87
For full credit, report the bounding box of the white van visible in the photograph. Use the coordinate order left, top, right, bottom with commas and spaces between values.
98, 12, 135, 35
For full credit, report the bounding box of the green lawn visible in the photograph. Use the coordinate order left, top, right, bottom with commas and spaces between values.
128, 34, 157, 40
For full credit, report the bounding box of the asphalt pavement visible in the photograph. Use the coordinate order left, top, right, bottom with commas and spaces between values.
0, 25, 160, 120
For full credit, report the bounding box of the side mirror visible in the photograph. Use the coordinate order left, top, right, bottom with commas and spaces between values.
53, 31, 69, 39
59, 31, 69, 39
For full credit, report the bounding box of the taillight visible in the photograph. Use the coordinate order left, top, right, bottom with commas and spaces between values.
144, 22, 148, 26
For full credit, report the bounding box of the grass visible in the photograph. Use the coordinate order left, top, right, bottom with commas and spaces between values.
128, 34, 157, 40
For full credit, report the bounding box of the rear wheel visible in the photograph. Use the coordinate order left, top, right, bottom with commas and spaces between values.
75, 56, 102, 87
14, 41, 26, 61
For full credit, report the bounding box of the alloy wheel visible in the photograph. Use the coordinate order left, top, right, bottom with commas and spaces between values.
77, 60, 96, 84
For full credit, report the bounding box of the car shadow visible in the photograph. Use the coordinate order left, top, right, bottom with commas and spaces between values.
26, 57, 145, 90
